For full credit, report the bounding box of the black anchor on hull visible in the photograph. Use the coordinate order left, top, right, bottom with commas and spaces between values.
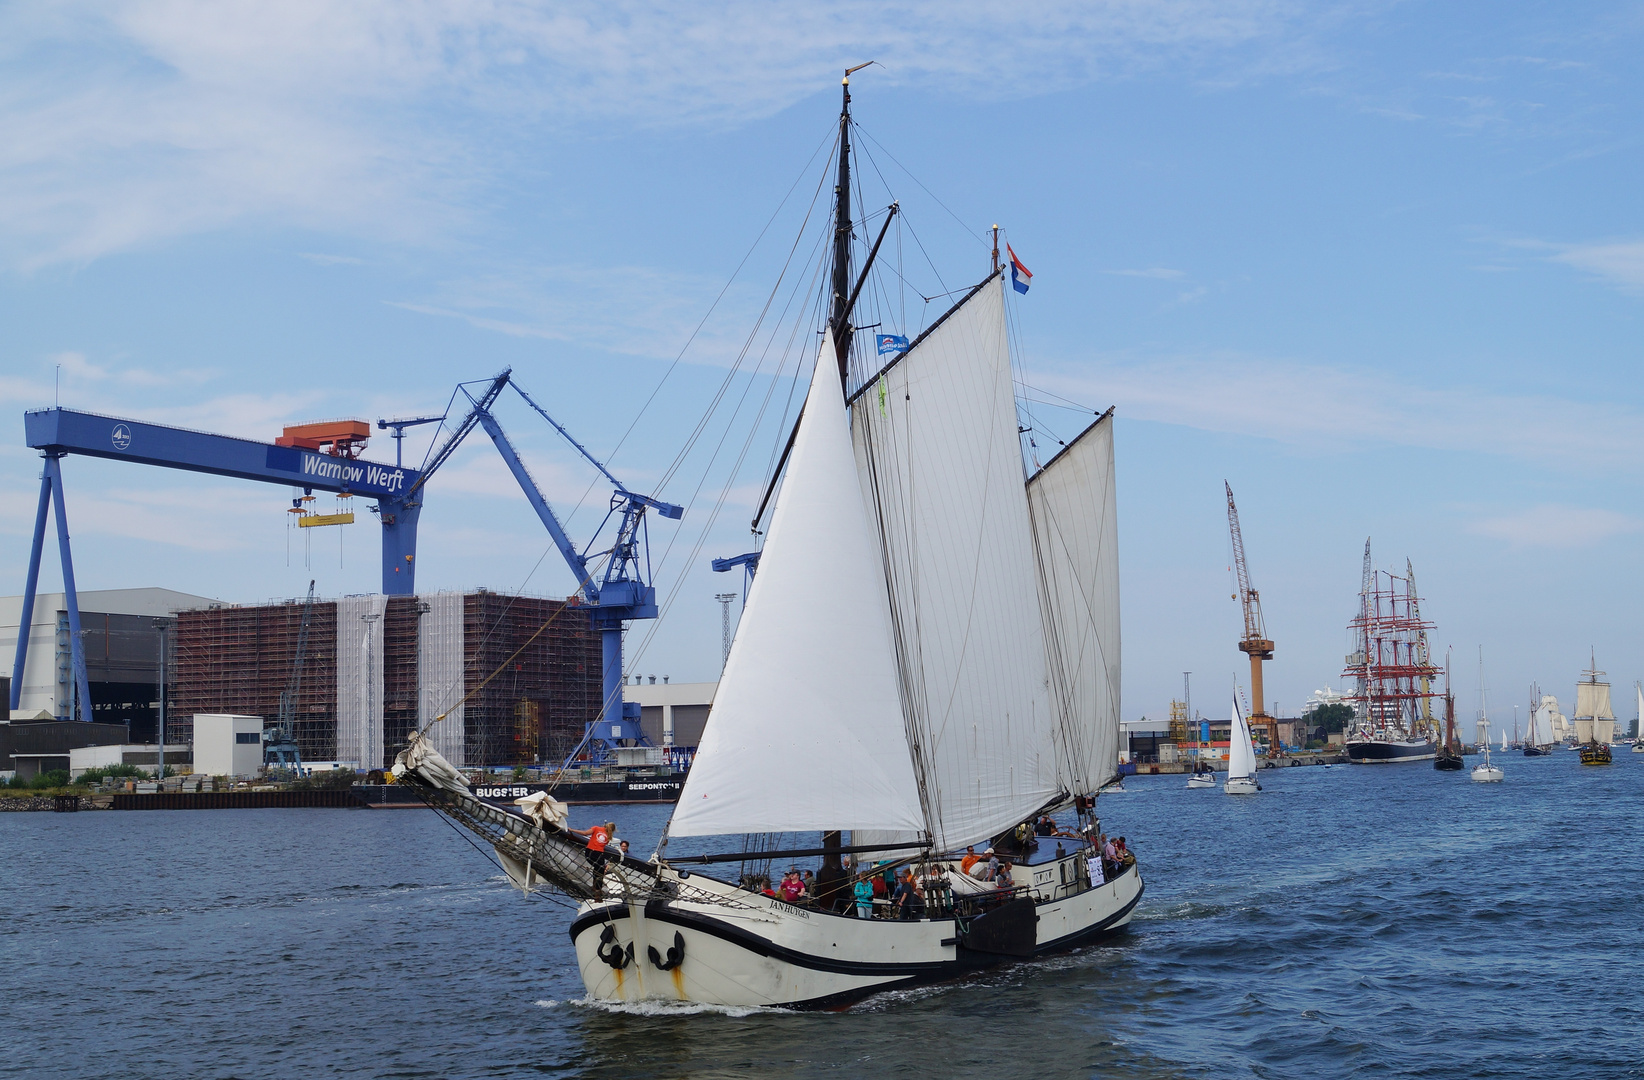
648, 931, 686, 972
596, 923, 634, 970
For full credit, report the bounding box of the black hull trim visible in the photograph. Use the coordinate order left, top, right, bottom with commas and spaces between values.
1522, 747, 1551, 757
568, 870, 1144, 1011
1346, 740, 1435, 763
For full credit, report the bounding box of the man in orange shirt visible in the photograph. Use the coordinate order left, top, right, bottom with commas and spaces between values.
572, 820, 616, 887
959, 845, 982, 876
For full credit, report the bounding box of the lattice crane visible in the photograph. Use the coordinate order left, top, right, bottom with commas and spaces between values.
1226, 481, 1278, 756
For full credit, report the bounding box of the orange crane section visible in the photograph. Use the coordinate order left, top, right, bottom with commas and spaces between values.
1226, 481, 1278, 756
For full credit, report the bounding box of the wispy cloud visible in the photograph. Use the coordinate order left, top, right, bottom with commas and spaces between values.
1037, 351, 1644, 471
299, 252, 366, 266
1469, 504, 1644, 548
0, 0, 1321, 268
1548, 240, 1644, 296
390, 262, 783, 365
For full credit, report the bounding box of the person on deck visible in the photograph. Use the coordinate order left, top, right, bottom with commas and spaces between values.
994, 859, 1015, 890
892, 870, 923, 919
852, 874, 875, 919
960, 846, 983, 876
570, 820, 615, 886
1035, 815, 1056, 836
780, 870, 806, 903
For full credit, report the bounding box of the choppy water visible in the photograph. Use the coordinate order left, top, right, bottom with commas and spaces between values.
4, 753, 1641, 1078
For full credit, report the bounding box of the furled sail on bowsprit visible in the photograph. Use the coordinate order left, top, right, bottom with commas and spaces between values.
1027, 410, 1122, 796
668, 335, 926, 838
848, 274, 1069, 851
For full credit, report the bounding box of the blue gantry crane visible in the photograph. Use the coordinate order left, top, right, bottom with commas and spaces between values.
415, 371, 683, 760
11, 372, 681, 757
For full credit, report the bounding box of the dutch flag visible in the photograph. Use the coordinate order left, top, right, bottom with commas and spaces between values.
1007, 244, 1032, 294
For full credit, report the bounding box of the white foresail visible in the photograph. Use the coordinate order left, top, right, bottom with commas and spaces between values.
1027, 412, 1122, 795
849, 275, 1062, 851
1228, 695, 1258, 780
668, 342, 925, 838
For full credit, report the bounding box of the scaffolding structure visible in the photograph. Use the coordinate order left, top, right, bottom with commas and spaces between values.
171, 600, 339, 762
1168, 699, 1189, 744
462, 591, 602, 769
169, 590, 602, 771
1341, 566, 1442, 742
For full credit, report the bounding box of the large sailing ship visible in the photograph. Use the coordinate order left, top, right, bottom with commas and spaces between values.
389, 74, 1140, 1009
1574, 657, 1615, 766
1342, 546, 1441, 763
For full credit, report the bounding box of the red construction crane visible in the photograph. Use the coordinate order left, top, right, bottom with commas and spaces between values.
1226, 481, 1278, 756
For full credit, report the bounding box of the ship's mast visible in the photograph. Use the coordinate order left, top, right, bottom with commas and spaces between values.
829, 69, 864, 384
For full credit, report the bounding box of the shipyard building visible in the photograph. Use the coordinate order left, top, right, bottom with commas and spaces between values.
168, 589, 603, 770
4, 586, 604, 775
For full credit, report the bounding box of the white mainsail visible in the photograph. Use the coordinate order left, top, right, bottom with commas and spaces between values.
1530, 701, 1552, 747
1228, 694, 1258, 781
668, 342, 925, 838
1027, 412, 1122, 795
849, 276, 1064, 850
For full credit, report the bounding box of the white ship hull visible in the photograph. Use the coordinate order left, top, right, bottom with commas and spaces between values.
568, 857, 1143, 1010
1223, 774, 1261, 795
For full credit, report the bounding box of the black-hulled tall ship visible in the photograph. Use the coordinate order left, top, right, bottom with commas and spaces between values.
1434, 660, 1464, 771
1343, 546, 1442, 764
1575, 657, 1615, 766
1522, 685, 1554, 756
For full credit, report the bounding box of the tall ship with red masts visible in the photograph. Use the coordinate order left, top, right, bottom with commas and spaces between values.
1342, 542, 1442, 763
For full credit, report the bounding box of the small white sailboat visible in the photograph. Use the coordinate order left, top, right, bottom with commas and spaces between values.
1472, 717, 1503, 782
1633, 683, 1644, 752
1185, 764, 1216, 789
1224, 693, 1262, 795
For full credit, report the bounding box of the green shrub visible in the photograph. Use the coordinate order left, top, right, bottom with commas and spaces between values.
76, 763, 146, 784
29, 769, 72, 790
291, 768, 357, 791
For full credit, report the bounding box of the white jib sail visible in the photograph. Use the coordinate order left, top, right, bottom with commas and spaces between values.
1027, 412, 1122, 796
850, 276, 1062, 851
1228, 694, 1258, 781
668, 343, 925, 839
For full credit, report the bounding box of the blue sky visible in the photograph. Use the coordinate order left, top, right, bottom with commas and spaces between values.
3, 1, 1642, 731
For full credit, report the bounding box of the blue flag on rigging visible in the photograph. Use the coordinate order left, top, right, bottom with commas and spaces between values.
877, 334, 910, 356
1007, 244, 1032, 294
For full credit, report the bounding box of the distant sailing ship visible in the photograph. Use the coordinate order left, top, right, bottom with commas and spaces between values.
1225, 693, 1262, 795
1575, 656, 1615, 766
1634, 683, 1644, 753
1434, 656, 1463, 771
1523, 686, 1554, 756
1342, 545, 1440, 764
